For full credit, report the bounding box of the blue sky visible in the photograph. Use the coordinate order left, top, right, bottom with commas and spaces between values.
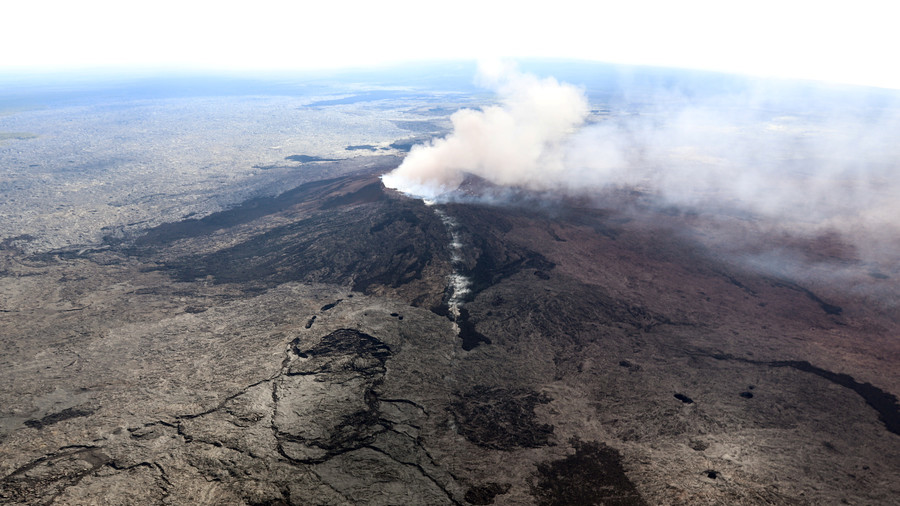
4, 1, 898, 89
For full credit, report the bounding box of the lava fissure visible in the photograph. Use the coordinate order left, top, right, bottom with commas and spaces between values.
428, 203, 472, 333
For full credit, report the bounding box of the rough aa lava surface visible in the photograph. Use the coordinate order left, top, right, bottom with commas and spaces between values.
1, 69, 899, 505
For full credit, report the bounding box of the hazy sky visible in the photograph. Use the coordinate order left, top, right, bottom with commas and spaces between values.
4, 1, 898, 89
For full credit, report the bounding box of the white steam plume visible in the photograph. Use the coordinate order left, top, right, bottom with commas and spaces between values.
383, 64, 900, 265
382, 60, 589, 198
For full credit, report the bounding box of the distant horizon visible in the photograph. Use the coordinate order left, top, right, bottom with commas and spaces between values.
4, 1, 899, 90
3, 58, 900, 97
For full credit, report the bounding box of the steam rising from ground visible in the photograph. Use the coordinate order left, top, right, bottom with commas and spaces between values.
382, 61, 589, 198
427, 202, 470, 331
383, 63, 900, 270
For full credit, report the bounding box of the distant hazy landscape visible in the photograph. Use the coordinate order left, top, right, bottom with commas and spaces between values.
0, 66, 485, 252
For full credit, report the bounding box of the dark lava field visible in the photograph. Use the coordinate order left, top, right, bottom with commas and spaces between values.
1, 161, 898, 505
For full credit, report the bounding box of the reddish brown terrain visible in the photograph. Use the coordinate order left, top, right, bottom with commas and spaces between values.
1, 166, 898, 505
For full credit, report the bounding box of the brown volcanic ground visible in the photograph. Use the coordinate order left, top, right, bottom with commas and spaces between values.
1, 166, 898, 505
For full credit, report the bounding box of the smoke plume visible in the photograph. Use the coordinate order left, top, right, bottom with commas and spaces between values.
382, 63, 900, 273
382, 61, 589, 198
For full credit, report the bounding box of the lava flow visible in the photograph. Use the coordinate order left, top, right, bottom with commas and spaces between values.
425, 200, 471, 334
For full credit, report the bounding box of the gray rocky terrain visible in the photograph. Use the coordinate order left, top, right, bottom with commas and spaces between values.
1, 70, 898, 504
1, 165, 898, 505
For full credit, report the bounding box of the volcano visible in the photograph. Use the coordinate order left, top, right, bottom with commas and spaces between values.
2, 63, 899, 505
1, 164, 898, 505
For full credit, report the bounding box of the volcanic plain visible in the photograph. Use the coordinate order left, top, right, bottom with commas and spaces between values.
1, 163, 898, 504
1, 67, 899, 505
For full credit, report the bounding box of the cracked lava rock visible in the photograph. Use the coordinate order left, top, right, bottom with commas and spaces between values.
2, 169, 899, 505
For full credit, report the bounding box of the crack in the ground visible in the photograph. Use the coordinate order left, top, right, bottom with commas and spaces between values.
4, 326, 459, 504
1, 445, 106, 482
153, 462, 173, 499
176, 372, 283, 421
308, 468, 353, 503
363, 439, 462, 506
0, 445, 111, 505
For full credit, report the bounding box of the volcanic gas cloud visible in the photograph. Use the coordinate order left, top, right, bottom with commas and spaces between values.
382, 61, 590, 199
383, 61, 900, 270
